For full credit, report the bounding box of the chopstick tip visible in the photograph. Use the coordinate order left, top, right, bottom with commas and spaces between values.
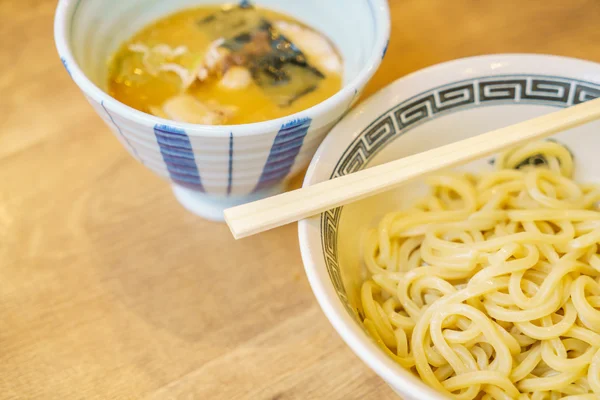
222, 209, 241, 240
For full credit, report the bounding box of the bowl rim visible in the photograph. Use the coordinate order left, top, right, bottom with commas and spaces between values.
53, 0, 391, 137
298, 53, 600, 399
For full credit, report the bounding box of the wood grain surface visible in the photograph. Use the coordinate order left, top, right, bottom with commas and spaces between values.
2, 1, 600, 399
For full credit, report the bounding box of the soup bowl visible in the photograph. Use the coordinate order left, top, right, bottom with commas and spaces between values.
54, 0, 390, 220
298, 54, 600, 399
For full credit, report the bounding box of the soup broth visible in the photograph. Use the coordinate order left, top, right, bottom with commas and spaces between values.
108, 3, 343, 125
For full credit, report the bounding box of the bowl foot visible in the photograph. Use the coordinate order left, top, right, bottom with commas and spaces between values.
171, 184, 284, 221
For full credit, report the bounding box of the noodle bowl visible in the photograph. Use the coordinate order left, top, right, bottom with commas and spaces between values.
298, 55, 600, 400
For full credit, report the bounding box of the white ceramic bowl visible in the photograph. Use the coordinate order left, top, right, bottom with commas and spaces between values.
53, 0, 390, 220
299, 54, 600, 399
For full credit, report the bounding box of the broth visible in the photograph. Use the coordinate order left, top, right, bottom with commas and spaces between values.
107, 4, 343, 125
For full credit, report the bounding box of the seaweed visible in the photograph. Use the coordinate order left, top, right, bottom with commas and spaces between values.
514, 154, 549, 170
197, 2, 324, 106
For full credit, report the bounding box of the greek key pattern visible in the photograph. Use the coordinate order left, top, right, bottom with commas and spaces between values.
321, 75, 600, 317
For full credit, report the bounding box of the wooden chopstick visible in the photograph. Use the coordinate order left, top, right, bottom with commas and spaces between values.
224, 96, 600, 239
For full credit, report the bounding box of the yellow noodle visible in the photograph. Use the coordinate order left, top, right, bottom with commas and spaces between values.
359, 140, 600, 398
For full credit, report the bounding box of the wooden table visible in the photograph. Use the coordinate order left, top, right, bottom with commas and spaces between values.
3, 1, 600, 399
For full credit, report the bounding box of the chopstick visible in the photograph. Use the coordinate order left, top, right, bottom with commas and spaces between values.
224, 96, 600, 239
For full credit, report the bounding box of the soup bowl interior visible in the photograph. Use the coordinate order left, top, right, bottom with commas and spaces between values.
298, 54, 600, 399
62, 0, 379, 95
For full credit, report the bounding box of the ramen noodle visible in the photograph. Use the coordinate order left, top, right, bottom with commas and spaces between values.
360, 140, 600, 399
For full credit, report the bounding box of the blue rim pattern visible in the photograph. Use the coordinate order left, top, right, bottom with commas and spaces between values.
320, 74, 600, 321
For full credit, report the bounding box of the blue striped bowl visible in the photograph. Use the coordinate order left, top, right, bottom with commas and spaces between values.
54, 0, 390, 220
